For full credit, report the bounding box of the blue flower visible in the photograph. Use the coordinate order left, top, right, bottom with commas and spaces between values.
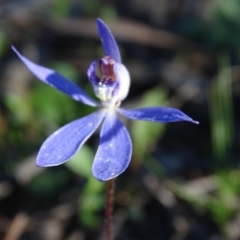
12, 18, 199, 181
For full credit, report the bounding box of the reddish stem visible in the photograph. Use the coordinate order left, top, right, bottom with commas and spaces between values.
105, 178, 115, 240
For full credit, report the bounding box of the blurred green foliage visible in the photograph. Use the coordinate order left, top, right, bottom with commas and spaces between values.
65, 145, 94, 178
79, 177, 105, 228
52, 0, 70, 18
0, 30, 8, 56
28, 168, 70, 200
1, 0, 240, 238
66, 145, 106, 228
131, 86, 167, 162
210, 53, 234, 162
172, 168, 240, 228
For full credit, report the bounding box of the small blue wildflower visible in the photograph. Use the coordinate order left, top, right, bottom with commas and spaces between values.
12, 19, 199, 181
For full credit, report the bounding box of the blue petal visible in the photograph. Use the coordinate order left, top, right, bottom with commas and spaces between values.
118, 107, 199, 124
12, 46, 99, 107
36, 110, 106, 167
92, 112, 132, 181
96, 18, 121, 63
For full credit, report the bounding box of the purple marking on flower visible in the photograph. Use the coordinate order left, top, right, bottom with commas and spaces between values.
88, 56, 121, 102
97, 56, 116, 82
88, 56, 130, 103
12, 18, 199, 181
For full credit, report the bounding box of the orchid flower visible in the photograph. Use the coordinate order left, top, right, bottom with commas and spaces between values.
12, 18, 199, 181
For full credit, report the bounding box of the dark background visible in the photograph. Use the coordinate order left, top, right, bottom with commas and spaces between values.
1, 0, 240, 239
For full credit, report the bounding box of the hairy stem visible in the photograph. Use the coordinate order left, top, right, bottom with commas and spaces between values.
105, 178, 115, 240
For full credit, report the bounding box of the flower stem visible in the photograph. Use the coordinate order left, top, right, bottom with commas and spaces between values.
105, 178, 115, 240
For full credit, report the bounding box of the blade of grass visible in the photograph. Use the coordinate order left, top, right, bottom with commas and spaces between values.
210, 52, 234, 163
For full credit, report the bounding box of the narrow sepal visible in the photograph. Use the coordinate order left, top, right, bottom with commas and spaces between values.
92, 112, 132, 181
36, 110, 106, 167
96, 18, 121, 63
12, 46, 99, 107
118, 107, 199, 124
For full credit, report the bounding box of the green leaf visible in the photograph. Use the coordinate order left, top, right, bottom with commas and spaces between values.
78, 177, 105, 228
28, 169, 69, 199
5, 94, 32, 124
99, 5, 118, 20
31, 83, 76, 124
131, 87, 167, 161
51, 62, 79, 83
65, 145, 94, 178
0, 30, 8, 56
52, 0, 69, 17
210, 53, 234, 162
